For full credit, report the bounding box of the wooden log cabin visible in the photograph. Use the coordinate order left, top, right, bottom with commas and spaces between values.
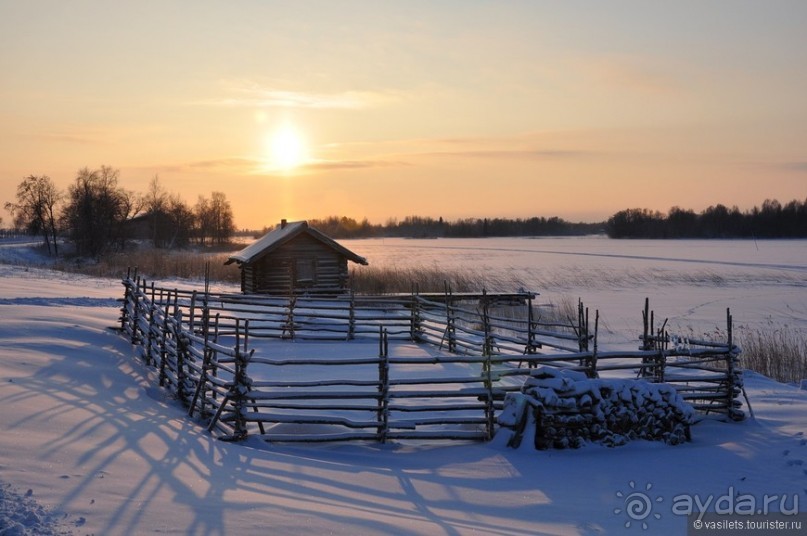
226, 220, 368, 295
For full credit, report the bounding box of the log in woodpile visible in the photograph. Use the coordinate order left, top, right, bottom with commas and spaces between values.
498, 367, 695, 449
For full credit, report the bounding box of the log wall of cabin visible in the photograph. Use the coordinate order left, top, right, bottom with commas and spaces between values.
242, 234, 350, 294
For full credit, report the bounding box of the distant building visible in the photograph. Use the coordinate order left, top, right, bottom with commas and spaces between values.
225, 220, 368, 295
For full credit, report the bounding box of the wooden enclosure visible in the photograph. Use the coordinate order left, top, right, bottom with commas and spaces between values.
226, 220, 368, 295
118, 273, 745, 443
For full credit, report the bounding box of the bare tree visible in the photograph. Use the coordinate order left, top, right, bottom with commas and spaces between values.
194, 191, 235, 246
194, 195, 213, 246
165, 194, 195, 248
209, 191, 235, 245
61, 166, 141, 257
4, 175, 62, 255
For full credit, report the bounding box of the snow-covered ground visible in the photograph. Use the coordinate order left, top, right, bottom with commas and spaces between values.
1, 239, 806, 535
345, 237, 807, 347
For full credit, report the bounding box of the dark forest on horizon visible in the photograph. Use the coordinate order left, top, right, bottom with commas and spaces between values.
293, 198, 807, 240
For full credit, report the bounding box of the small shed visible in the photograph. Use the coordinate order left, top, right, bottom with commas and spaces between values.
225, 220, 368, 295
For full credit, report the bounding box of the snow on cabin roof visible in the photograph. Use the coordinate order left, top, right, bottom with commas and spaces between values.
226, 220, 368, 266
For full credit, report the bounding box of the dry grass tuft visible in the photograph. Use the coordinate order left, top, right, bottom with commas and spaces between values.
53, 248, 241, 284
348, 265, 527, 294
737, 324, 807, 384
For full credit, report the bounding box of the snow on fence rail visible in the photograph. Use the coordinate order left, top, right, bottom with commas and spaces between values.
117, 273, 745, 443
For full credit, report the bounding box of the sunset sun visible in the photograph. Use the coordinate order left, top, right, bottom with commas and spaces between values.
266, 124, 308, 172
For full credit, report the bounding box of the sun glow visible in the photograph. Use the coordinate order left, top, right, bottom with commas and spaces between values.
265, 123, 308, 172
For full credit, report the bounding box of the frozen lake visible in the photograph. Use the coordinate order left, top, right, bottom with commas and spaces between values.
343, 236, 807, 347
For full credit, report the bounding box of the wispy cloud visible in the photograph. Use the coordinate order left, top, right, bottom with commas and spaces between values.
587, 56, 680, 95
134, 156, 408, 177
301, 159, 410, 171
424, 149, 596, 160
780, 161, 807, 172
195, 79, 397, 110
320, 133, 604, 166
133, 158, 261, 175
34, 132, 112, 146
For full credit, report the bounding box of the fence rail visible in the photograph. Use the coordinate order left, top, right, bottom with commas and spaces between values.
118, 273, 744, 443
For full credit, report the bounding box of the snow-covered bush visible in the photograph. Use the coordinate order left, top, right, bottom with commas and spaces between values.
499, 367, 695, 449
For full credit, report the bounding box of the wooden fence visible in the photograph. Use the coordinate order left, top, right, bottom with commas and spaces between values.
118, 273, 744, 443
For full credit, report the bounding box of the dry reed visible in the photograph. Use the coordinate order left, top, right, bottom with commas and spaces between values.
737, 324, 807, 384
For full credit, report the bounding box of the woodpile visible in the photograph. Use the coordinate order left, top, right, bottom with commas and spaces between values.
498, 367, 695, 449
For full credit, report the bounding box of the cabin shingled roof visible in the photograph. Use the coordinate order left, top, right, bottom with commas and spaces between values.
225, 221, 368, 266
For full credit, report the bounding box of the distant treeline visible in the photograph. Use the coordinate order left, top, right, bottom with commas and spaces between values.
294, 197, 807, 240
299, 215, 604, 239
606, 199, 807, 239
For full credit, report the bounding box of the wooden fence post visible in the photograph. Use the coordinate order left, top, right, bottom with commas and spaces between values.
586, 311, 600, 378
189, 291, 198, 334
444, 282, 456, 353
526, 295, 537, 356
483, 350, 494, 440
377, 326, 390, 443
410, 284, 422, 342
284, 296, 296, 339
481, 289, 493, 357
348, 290, 356, 340
176, 330, 190, 405
145, 302, 157, 366
120, 274, 132, 332
230, 319, 250, 440
640, 298, 654, 378
130, 281, 141, 345
654, 320, 668, 383
157, 304, 170, 386
725, 308, 744, 421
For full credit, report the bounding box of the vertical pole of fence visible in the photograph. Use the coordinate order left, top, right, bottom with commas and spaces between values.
285, 295, 296, 339
158, 302, 170, 386
641, 298, 650, 350
588, 311, 599, 378
377, 326, 389, 443
348, 290, 356, 340
120, 271, 131, 332
656, 321, 668, 383
131, 271, 141, 341
725, 307, 741, 420
171, 288, 179, 318
190, 275, 212, 418
526, 295, 536, 355
640, 298, 653, 378
482, 289, 492, 357
230, 319, 249, 440
479, 288, 495, 438
161, 310, 177, 387
130, 278, 141, 345
577, 301, 589, 368
585, 306, 590, 352
484, 348, 494, 440
176, 328, 188, 405
577, 300, 583, 352
212, 313, 220, 402
189, 290, 198, 335
410, 283, 421, 342
444, 282, 456, 353
145, 302, 156, 366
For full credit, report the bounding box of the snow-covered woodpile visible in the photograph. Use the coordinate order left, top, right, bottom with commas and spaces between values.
498, 367, 695, 449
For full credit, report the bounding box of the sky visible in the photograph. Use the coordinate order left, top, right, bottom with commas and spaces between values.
1, 1, 806, 230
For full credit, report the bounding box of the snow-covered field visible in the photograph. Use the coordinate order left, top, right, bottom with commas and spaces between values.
1, 238, 806, 535
345, 237, 807, 347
